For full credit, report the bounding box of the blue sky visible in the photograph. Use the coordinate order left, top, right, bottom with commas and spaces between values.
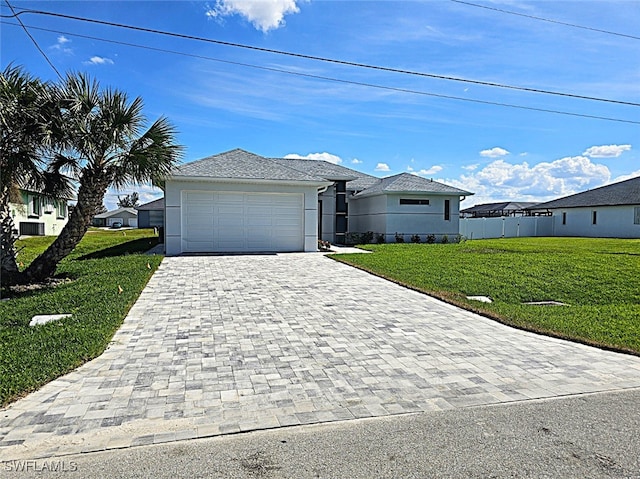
2, 0, 639, 210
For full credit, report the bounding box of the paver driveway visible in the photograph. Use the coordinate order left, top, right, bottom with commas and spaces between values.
3, 253, 640, 459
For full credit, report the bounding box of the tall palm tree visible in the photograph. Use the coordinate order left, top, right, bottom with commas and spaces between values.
23, 72, 183, 282
0, 65, 71, 286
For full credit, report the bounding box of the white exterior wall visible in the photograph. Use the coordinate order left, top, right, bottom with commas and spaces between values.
551, 205, 640, 238
349, 194, 462, 242
385, 195, 461, 241
164, 179, 321, 255
459, 216, 554, 239
318, 185, 336, 242
348, 195, 387, 239
9, 196, 69, 236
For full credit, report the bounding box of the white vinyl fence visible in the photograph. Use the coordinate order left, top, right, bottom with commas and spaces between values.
459, 216, 553, 239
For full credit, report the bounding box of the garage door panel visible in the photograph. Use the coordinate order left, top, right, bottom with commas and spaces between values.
183, 191, 303, 252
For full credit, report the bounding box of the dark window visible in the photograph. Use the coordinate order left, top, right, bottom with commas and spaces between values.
335, 181, 347, 193
562, 212, 567, 225
400, 198, 430, 205
444, 199, 451, 221
592, 210, 597, 225
635, 207, 640, 225
336, 194, 347, 213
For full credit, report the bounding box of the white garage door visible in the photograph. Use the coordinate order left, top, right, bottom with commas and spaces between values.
183, 191, 304, 252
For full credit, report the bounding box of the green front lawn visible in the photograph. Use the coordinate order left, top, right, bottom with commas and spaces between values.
0, 229, 161, 405
333, 238, 640, 354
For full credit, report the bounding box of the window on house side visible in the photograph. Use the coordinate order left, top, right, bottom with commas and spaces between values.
56, 200, 67, 219
634, 207, 640, 225
562, 212, 566, 225
28, 195, 41, 217
400, 198, 429, 205
444, 199, 451, 221
592, 210, 597, 225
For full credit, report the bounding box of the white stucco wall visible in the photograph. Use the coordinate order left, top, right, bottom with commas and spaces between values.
348, 194, 387, 239
349, 194, 463, 242
10, 196, 69, 236
550, 205, 640, 238
164, 179, 321, 255
318, 185, 336, 242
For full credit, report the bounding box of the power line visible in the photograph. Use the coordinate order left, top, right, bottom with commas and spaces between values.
4, 20, 639, 126
3, 1, 62, 79
450, 0, 640, 41
4, 7, 640, 108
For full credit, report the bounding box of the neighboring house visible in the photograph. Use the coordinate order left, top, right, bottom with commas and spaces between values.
461, 201, 539, 218
136, 198, 164, 228
92, 207, 138, 227
526, 176, 640, 238
163, 149, 473, 255
9, 189, 71, 236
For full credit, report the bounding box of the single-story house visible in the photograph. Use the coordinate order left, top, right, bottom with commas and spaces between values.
461, 201, 539, 218
92, 207, 138, 228
526, 175, 640, 238
164, 149, 473, 255
9, 189, 71, 236
136, 198, 164, 228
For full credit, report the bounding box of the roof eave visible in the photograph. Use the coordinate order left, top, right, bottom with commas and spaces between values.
167, 175, 332, 188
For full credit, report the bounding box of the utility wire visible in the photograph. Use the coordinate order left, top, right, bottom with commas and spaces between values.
3, 1, 62, 79
3, 7, 640, 108
3, 20, 639, 126
450, 0, 640, 41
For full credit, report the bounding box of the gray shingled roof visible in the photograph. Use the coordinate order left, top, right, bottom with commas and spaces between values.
529, 176, 640, 209
136, 198, 164, 211
171, 149, 329, 183
272, 158, 379, 191
94, 207, 137, 219
353, 173, 472, 198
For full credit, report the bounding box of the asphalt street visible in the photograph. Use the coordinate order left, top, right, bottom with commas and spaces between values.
5, 388, 640, 479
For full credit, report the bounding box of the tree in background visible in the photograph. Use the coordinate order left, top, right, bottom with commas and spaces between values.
0, 65, 72, 286
117, 192, 140, 208
23, 73, 183, 283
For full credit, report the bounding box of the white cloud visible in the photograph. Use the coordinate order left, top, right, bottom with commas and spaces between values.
83, 56, 114, 66
285, 152, 342, 164
351, 158, 363, 165
446, 155, 610, 205
480, 147, 510, 158
416, 166, 443, 176
50, 35, 73, 54
609, 169, 640, 184
583, 144, 631, 158
462, 164, 479, 171
375, 163, 390, 172
206, 0, 301, 32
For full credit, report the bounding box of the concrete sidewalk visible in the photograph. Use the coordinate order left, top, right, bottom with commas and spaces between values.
2, 253, 640, 460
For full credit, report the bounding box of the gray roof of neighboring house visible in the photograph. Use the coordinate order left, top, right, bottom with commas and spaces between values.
461, 201, 538, 214
353, 173, 473, 198
272, 158, 379, 191
170, 149, 329, 183
136, 198, 165, 211
94, 207, 138, 219
529, 176, 640, 210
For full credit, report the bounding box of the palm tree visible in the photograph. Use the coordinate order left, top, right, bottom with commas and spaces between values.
23, 72, 183, 282
0, 65, 71, 286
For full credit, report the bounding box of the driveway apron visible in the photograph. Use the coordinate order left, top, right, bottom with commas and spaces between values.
2, 253, 640, 459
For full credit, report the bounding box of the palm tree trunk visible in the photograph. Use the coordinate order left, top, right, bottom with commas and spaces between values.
0, 185, 20, 286
23, 172, 111, 283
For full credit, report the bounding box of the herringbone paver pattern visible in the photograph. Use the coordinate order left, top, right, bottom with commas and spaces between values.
2, 253, 640, 459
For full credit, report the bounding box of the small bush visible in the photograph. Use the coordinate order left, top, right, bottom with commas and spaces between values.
426, 234, 436, 244
345, 232, 361, 245
395, 232, 405, 243
410, 234, 421, 243
376, 233, 386, 244
441, 234, 449, 244
362, 231, 375, 244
